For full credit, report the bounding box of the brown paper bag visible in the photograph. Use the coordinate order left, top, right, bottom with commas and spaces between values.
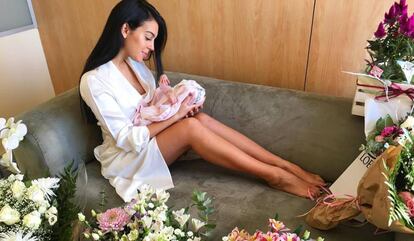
357, 145, 414, 234
306, 146, 414, 233
305, 198, 360, 230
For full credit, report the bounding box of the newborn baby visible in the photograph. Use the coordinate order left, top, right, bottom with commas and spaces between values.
133, 77, 206, 126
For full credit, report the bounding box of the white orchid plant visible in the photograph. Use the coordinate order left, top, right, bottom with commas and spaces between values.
0, 117, 28, 173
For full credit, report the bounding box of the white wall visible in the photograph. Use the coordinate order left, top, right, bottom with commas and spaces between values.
0, 28, 54, 118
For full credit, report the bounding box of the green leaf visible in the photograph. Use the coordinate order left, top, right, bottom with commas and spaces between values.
293, 225, 303, 235
51, 161, 82, 241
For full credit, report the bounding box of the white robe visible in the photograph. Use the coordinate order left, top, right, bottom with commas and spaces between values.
80, 58, 174, 202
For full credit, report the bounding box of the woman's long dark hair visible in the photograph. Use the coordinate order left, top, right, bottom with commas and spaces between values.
79, 0, 167, 122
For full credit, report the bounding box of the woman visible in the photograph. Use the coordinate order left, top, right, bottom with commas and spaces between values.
79, 0, 324, 202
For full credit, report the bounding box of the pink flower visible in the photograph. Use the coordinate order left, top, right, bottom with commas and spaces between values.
97, 208, 130, 232
399, 11, 414, 38
276, 233, 301, 241
385, 5, 397, 23
375, 135, 385, 142
268, 219, 289, 233
397, 0, 408, 16
399, 192, 414, 217
252, 231, 280, 241
226, 228, 251, 241
380, 126, 402, 137
374, 22, 387, 38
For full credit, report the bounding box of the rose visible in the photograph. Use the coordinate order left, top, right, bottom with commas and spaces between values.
23, 211, 42, 230
48, 214, 57, 225
375, 135, 385, 142
380, 126, 403, 137
11, 180, 26, 199
26, 184, 45, 203
0, 204, 20, 225
399, 191, 414, 217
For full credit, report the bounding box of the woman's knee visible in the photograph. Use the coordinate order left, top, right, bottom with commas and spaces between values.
194, 112, 212, 125
176, 117, 206, 139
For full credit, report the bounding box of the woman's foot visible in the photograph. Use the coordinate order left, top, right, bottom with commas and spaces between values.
266, 167, 321, 198
281, 161, 325, 187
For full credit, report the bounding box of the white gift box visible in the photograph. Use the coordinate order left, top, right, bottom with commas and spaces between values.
351, 75, 414, 117
330, 151, 376, 197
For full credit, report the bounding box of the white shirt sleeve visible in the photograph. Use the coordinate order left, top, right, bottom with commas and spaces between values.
80, 73, 150, 153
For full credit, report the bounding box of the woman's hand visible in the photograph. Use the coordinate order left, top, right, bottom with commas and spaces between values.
158, 74, 170, 86
175, 94, 203, 120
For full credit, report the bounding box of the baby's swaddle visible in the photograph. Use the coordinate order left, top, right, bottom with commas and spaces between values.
133, 79, 206, 126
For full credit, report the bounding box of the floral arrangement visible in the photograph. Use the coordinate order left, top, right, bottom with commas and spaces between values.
0, 117, 27, 173
366, 0, 414, 83
222, 218, 324, 241
360, 114, 410, 155
0, 167, 81, 241
360, 113, 414, 231
78, 185, 215, 241
0, 173, 60, 240
384, 131, 414, 229
0, 116, 81, 240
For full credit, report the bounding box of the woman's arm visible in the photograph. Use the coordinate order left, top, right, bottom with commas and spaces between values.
147, 94, 202, 138
147, 114, 180, 138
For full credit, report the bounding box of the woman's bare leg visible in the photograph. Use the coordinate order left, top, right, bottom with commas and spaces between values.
193, 113, 325, 186
155, 117, 320, 198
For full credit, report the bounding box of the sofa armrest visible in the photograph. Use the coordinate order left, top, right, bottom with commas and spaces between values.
13, 88, 102, 178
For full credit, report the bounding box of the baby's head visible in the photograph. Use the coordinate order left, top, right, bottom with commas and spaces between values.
174, 80, 205, 106
188, 86, 205, 106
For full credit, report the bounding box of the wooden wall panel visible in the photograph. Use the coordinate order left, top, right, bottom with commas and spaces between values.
306, 0, 414, 98
32, 0, 118, 94
149, 0, 314, 90
34, 0, 410, 98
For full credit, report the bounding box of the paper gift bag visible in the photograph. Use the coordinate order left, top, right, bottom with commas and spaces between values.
329, 151, 377, 222
364, 97, 412, 137
358, 145, 414, 234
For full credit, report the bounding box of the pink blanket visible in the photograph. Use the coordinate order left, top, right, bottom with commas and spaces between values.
133, 79, 206, 126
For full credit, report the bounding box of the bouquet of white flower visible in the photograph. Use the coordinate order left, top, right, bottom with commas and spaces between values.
0, 174, 60, 240
0, 116, 83, 241
78, 185, 215, 241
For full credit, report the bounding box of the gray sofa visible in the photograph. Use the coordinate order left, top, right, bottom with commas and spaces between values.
10, 71, 414, 240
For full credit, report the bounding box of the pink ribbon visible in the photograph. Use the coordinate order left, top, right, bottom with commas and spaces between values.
357, 81, 414, 102
298, 187, 360, 218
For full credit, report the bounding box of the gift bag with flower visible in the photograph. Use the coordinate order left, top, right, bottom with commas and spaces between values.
350, 0, 414, 117
329, 99, 414, 217
306, 114, 414, 233
0, 117, 82, 240
78, 185, 215, 241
